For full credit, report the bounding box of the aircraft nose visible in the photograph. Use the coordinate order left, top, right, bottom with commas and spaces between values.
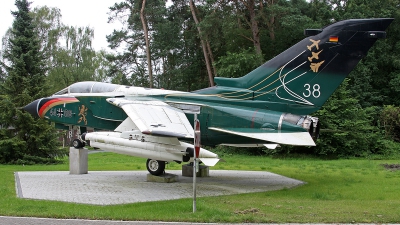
23, 99, 41, 118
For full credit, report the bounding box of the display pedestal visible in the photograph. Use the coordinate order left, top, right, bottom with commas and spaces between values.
69, 147, 88, 174
182, 164, 209, 177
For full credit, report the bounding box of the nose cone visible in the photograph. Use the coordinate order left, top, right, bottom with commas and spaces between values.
23, 99, 41, 118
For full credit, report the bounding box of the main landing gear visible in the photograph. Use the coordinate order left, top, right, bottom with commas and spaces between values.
72, 139, 85, 149
146, 159, 165, 176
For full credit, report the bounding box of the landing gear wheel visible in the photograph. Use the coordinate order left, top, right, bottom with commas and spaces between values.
146, 159, 165, 176
72, 139, 85, 149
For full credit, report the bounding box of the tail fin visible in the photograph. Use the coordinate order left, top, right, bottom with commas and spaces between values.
213, 18, 393, 113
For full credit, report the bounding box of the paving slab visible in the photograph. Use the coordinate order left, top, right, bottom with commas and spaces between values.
15, 170, 304, 205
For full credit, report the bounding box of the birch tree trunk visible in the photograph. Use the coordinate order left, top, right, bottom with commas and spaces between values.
140, 0, 153, 88
189, 0, 214, 87
242, 0, 262, 55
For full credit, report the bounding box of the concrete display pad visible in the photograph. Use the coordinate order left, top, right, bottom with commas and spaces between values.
15, 170, 304, 205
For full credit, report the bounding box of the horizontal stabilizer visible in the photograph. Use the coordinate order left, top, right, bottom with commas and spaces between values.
210, 127, 315, 146
199, 158, 220, 167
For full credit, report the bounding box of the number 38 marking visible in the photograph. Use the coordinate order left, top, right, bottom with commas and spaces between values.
303, 84, 321, 98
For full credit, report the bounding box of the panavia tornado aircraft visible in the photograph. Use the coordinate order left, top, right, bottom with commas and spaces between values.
24, 18, 393, 175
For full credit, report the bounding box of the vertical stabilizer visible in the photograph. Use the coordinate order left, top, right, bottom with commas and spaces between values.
213, 18, 393, 113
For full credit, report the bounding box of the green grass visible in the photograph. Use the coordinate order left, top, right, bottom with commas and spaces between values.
1, 152, 400, 223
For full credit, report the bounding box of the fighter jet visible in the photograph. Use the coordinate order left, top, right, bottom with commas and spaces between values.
24, 18, 393, 175
308, 50, 323, 62
307, 39, 321, 51
310, 61, 325, 72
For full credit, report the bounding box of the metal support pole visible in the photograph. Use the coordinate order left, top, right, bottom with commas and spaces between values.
193, 113, 197, 213
193, 158, 197, 212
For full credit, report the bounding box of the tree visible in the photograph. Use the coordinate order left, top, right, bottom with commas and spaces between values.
214, 48, 263, 78
29, 6, 109, 93
139, 0, 153, 88
107, 0, 215, 90
248, 0, 262, 53
313, 80, 383, 157
380, 105, 400, 142
154, 0, 211, 91
107, 0, 167, 88
47, 25, 107, 93
189, 0, 215, 86
0, 0, 61, 164
31, 6, 63, 60
341, 0, 400, 107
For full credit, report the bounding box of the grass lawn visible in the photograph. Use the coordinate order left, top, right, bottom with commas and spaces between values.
0, 151, 399, 223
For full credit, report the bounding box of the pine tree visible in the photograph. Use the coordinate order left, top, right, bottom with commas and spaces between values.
0, 0, 62, 164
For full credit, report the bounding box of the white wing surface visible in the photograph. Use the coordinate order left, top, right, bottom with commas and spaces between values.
209, 127, 316, 146
107, 98, 194, 138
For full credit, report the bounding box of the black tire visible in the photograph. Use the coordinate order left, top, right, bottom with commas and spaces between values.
146, 159, 165, 176
72, 139, 85, 149
182, 147, 194, 162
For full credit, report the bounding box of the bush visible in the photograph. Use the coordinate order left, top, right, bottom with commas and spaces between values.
380, 105, 400, 142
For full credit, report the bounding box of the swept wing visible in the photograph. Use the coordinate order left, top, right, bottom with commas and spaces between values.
106, 98, 194, 139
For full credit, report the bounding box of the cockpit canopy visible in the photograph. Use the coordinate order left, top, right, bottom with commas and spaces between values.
53, 82, 125, 95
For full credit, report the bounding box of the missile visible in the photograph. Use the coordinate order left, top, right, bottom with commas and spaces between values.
82, 131, 220, 166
